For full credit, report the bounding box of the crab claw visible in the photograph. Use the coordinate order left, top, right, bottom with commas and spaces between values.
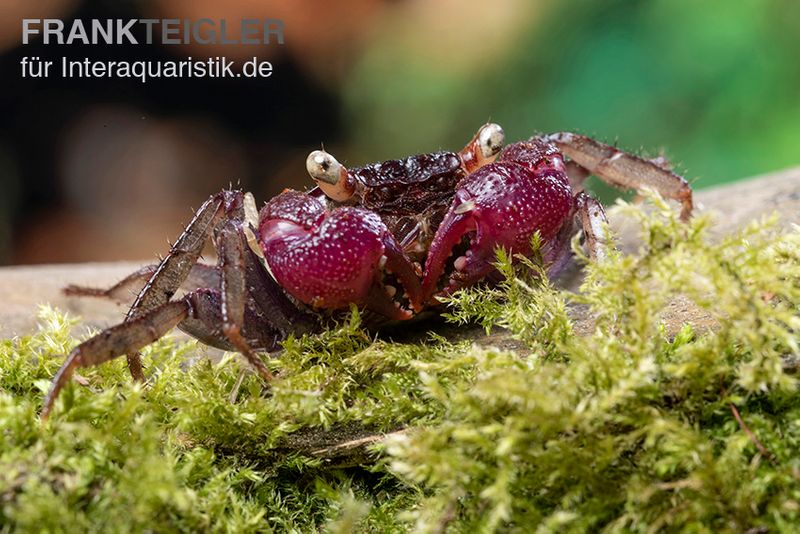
259, 191, 422, 320
420, 153, 573, 303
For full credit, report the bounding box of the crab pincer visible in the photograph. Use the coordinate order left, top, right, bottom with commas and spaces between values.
421, 139, 574, 302
258, 190, 423, 319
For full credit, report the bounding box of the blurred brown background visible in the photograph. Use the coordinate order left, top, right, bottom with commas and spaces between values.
1, 0, 799, 265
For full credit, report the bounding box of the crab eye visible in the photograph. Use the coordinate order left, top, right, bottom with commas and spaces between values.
306, 149, 355, 201
477, 123, 505, 158
306, 150, 342, 185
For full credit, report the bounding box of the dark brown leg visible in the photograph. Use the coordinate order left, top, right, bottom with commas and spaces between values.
240, 245, 320, 340
42, 284, 300, 421
41, 299, 192, 421
545, 132, 693, 221
216, 220, 274, 381
42, 192, 322, 420
180, 289, 284, 352
121, 190, 244, 380
64, 264, 221, 306
127, 190, 242, 316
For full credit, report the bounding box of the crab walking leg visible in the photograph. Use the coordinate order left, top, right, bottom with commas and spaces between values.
69, 229, 319, 335
63, 265, 158, 301
180, 289, 288, 352
564, 161, 590, 192
41, 300, 191, 421
128, 190, 243, 315
545, 132, 693, 221
216, 220, 274, 381
238, 229, 321, 340
63, 263, 221, 306
543, 215, 578, 280
574, 192, 611, 262
122, 190, 244, 380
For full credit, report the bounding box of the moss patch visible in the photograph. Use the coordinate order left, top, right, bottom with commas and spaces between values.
1, 197, 799, 532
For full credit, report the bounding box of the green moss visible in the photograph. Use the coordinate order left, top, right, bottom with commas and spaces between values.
1, 196, 799, 532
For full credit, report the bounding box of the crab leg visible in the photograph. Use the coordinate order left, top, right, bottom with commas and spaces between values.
42, 217, 315, 420
120, 190, 242, 380
216, 219, 274, 381
128, 190, 242, 315
543, 213, 578, 280
238, 241, 320, 341
41, 299, 192, 421
545, 132, 693, 221
574, 192, 610, 262
564, 161, 590, 192
64, 263, 221, 306
67, 227, 318, 338
180, 289, 286, 352
41, 288, 288, 421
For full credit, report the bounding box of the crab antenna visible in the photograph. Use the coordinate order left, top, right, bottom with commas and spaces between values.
306, 149, 355, 202
459, 123, 505, 174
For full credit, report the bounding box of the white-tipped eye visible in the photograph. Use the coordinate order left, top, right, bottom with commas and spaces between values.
477, 123, 505, 158
306, 150, 343, 185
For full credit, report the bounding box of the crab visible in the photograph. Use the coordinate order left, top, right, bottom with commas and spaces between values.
41, 123, 693, 420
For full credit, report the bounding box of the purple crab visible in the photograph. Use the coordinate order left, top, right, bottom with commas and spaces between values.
42, 123, 693, 419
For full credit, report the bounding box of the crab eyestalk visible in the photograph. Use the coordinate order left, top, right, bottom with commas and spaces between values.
458, 123, 506, 174
306, 150, 356, 202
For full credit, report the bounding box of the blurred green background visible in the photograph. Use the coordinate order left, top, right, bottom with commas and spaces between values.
1, 0, 798, 264
343, 0, 800, 191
